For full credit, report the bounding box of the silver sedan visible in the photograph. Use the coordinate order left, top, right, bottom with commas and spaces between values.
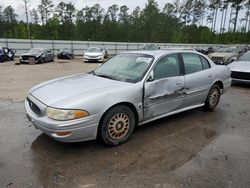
25, 50, 231, 146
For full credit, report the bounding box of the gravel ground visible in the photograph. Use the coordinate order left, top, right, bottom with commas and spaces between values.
0, 59, 250, 188
0, 58, 98, 101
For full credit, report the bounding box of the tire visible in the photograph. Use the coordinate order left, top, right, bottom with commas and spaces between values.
99, 105, 135, 146
40, 58, 45, 64
204, 84, 221, 111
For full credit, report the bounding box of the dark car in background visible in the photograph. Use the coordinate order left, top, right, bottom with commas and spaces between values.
195, 47, 214, 55
57, 48, 74, 59
0, 47, 16, 62
19, 48, 54, 64
0, 48, 4, 62
142, 44, 160, 50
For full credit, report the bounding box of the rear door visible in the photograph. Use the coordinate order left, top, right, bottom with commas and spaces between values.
181, 53, 214, 108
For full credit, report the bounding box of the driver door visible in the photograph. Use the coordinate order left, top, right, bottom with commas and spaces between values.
144, 54, 185, 120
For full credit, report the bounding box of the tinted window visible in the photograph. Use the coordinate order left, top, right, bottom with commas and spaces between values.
200, 56, 210, 69
154, 54, 180, 80
182, 53, 203, 74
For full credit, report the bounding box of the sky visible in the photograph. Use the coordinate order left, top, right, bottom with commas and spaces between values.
0, 0, 247, 32
1, 0, 169, 16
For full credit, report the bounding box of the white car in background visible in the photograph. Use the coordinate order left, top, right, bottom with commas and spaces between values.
84, 47, 105, 63
229, 51, 250, 83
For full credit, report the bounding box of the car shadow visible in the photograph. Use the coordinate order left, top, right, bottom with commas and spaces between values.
30, 107, 217, 187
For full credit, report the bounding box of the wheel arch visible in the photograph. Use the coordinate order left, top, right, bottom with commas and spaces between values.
213, 80, 224, 92
98, 102, 139, 129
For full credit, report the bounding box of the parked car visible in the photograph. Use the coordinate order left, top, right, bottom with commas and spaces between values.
195, 47, 214, 55
208, 45, 249, 65
0, 47, 16, 62
19, 48, 54, 64
142, 44, 160, 50
25, 50, 231, 146
0, 48, 4, 62
229, 51, 250, 83
84, 47, 105, 63
57, 48, 74, 59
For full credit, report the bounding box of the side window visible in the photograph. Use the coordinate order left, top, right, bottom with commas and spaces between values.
200, 56, 210, 69
182, 53, 203, 74
154, 54, 180, 80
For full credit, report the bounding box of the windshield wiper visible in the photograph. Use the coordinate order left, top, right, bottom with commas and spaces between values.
88, 70, 96, 75
96, 74, 117, 80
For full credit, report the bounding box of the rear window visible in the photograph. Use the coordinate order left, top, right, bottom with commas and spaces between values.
182, 53, 203, 74
200, 56, 211, 69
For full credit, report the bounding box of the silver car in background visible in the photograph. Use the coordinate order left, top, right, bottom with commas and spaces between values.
25, 50, 231, 146
229, 51, 250, 83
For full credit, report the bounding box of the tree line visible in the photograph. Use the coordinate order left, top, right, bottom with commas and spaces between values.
0, 0, 250, 44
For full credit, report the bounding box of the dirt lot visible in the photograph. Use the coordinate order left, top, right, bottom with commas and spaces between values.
0, 59, 250, 188
0, 58, 98, 101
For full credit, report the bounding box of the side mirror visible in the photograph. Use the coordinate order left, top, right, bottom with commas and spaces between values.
147, 71, 154, 82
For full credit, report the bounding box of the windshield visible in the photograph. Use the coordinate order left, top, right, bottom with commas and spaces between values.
28, 48, 43, 54
239, 51, 250, 61
217, 47, 238, 53
86, 47, 102, 52
92, 53, 154, 83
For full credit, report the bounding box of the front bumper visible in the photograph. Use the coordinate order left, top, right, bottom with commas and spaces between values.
231, 71, 250, 84
232, 78, 250, 84
19, 59, 39, 64
84, 56, 104, 62
25, 95, 100, 142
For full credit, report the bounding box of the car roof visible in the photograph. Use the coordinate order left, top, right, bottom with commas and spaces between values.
121, 49, 197, 58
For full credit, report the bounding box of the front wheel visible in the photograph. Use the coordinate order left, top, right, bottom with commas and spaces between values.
99, 105, 135, 146
204, 84, 221, 111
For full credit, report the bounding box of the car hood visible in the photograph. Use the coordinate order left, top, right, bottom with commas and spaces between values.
209, 52, 236, 58
21, 52, 43, 57
85, 52, 102, 56
228, 61, 250, 72
30, 74, 132, 108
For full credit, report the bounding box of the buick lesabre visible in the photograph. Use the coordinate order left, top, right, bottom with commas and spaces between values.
26, 50, 231, 146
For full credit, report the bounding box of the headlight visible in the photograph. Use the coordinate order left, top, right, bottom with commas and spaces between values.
46, 107, 89, 121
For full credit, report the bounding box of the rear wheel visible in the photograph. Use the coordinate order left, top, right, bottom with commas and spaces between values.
99, 105, 135, 146
205, 84, 221, 111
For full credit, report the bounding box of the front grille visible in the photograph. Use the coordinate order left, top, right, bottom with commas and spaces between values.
211, 57, 224, 64
231, 71, 250, 80
22, 56, 35, 60
22, 56, 29, 60
27, 98, 41, 115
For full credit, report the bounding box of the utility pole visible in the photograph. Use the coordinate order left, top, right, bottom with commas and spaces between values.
23, 0, 31, 39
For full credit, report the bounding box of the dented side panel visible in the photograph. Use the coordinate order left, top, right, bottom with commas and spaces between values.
144, 76, 185, 120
